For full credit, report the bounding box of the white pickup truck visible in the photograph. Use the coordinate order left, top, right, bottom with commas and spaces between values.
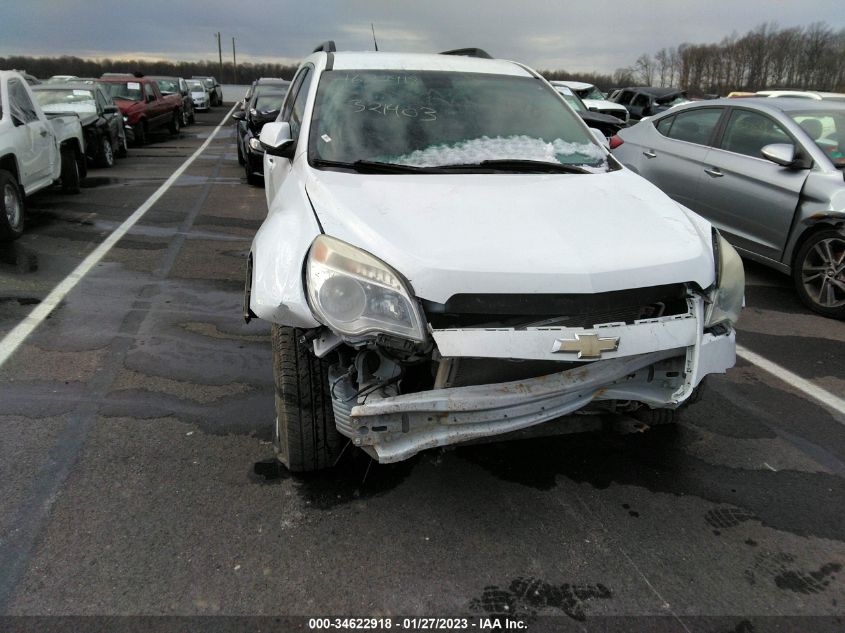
0, 70, 86, 240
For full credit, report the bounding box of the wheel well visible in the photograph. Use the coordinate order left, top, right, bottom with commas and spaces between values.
0, 154, 20, 183
60, 139, 87, 178
791, 220, 845, 269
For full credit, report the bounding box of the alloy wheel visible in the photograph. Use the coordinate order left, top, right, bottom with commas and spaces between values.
801, 236, 845, 308
3, 183, 21, 229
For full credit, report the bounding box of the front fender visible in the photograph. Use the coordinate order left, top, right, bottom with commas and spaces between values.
249, 180, 322, 328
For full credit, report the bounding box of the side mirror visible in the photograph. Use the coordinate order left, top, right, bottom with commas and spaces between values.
231, 110, 246, 121
761, 143, 798, 167
147, 94, 156, 103
259, 121, 295, 158
588, 127, 610, 149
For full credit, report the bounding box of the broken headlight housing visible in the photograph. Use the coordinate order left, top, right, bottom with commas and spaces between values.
306, 235, 426, 342
705, 230, 745, 329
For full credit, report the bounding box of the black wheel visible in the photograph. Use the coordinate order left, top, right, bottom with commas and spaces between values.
237, 139, 245, 166
60, 146, 81, 194
96, 135, 115, 168
244, 152, 262, 186
134, 121, 147, 146
793, 229, 845, 319
116, 129, 128, 158
0, 170, 25, 241
271, 325, 343, 472
169, 112, 181, 135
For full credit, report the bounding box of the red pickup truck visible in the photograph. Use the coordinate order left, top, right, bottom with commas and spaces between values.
99, 76, 182, 145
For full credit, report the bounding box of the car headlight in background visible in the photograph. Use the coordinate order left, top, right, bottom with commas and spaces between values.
306, 236, 426, 342
705, 230, 745, 329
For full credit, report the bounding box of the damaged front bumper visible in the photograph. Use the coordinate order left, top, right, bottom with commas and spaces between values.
335, 296, 735, 463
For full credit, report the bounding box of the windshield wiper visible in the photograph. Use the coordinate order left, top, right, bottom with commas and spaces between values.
441, 158, 591, 174
437, 159, 594, 174
312, 159, 446, 174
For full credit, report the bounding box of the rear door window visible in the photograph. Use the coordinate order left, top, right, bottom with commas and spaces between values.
665, 108, 723, 145
720, 109, 791, 158
9, 80, 39, 123
631, 94, 650, 108
655, 115, 675, 136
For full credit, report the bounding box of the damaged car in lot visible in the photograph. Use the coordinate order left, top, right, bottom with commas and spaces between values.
244, 44, 744, 471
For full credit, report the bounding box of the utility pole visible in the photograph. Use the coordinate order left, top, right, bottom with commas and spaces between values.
232, 37, 237, 84
215, 32, 223, 80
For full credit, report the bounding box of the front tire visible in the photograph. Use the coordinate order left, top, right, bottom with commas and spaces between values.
60, 146, 81, 194
244, 152, 262, 186
169, 112, 181, 135
271, 325, 343, 472
793, 228, 845, 319
0, 170, 25, 241
134, 121, 147, 146
96, 135, 115, 168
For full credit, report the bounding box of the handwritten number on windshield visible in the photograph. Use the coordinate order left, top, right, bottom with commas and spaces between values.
350, 100, 436, 121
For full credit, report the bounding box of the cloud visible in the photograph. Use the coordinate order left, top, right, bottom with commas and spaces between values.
1, 0, 843, 74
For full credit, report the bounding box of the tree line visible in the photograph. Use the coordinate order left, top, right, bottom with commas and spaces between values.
0, 55, 298, 84
4, 21, 845, 95
544, 22, 845, 96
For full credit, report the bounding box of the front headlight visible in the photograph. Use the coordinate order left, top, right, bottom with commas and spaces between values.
705, 231, 745, 328
306, 235, 426, 342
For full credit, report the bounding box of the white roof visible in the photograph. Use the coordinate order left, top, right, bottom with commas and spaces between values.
553, 80, 594, 90
328, 52, 531, 76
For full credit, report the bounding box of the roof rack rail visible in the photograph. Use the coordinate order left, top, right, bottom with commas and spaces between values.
440, 48, 493, 59
313, 41, 337, 53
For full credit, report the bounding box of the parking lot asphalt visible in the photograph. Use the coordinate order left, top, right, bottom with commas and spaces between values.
0, 106, 844, 630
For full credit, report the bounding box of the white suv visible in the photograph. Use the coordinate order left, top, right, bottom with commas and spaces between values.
245, 44, 743, 471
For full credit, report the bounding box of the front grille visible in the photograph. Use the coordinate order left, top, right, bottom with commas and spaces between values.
447, 358, 582, 388
423, 284, 689, 330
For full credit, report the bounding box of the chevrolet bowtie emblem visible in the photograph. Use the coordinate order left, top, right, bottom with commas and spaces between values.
552, 333, 620, 359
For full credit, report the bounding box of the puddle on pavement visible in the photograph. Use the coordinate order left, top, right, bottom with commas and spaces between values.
251, 446, 416, 509
0, 243, 39, 273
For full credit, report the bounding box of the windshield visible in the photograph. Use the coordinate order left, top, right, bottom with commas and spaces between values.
255, 83, 289, 99
791, 110, 845, 168
580, 86, 605, 101
102, 81, 143, 101
156, 79, 178, 94
252, 93, 285, 113
203, 79, 214, 88
309, 70, 604, 170
187, 80, 205, 91
34, 89, 96, 113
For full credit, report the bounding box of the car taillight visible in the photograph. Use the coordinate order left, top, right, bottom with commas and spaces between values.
609, 135, 624, 150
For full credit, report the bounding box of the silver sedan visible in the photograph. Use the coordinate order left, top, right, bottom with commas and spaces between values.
612, 98, 845, 318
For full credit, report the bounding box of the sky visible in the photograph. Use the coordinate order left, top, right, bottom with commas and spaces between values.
1, 0, 844, 74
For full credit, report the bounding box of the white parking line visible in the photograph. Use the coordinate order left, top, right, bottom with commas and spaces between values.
736, 344, 845, 417
0, 104, 237, 369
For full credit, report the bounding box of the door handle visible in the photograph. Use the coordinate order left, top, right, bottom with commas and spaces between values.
39, 129, 48, 137
704, 168, 723, 178
643, 150, 657, 158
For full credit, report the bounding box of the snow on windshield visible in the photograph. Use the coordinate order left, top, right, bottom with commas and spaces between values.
388, 135, 606, 170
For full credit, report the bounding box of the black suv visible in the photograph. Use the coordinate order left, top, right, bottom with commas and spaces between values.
610, 87, 688, 120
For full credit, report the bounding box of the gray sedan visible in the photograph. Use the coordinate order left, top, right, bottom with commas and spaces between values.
612, 98, 845, 318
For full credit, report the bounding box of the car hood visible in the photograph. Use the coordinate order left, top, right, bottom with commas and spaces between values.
113, 99, 143, 115
304, 167, 714, 303
583, 99, 628, 112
